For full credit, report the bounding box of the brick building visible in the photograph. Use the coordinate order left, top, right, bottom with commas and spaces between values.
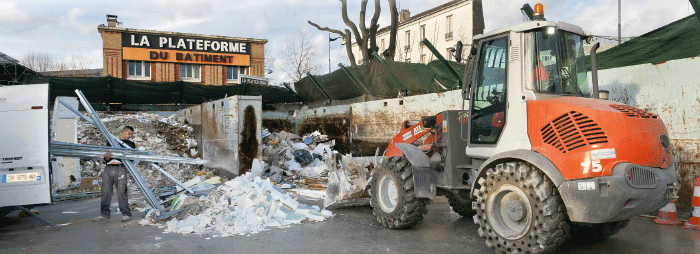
97, 15, 267, 85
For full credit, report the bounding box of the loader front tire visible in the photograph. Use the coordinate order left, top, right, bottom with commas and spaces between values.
446, 189, 476, 217
569, 219, 629, 241
369, 156, 428, 229
473, 162, 570, 253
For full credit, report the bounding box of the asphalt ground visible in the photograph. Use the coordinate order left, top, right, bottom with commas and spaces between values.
1, 194, 700, 254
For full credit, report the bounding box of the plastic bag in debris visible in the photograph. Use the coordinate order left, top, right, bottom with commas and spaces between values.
312, 144, 333, 156
324, 155, 370, 209
293, 149, 313, 165
284, 160, 302, 171
251, 159, 265, 178
299, 163, 328, 178
292, 142, 309, 150
277, 131, 301, 141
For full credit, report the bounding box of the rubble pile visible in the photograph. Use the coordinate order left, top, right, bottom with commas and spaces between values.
259, 130, 335, 187
78, 112, 204, 187
142, 173, 333, 236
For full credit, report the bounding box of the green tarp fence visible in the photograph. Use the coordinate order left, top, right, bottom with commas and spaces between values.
294, 59, 465, 103
590, 14, 700, 70
24, 75, 301, 105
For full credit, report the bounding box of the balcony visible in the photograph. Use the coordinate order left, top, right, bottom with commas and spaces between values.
445, 32, 453, 40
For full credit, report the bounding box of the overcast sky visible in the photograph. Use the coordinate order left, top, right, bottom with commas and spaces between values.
0, 0, 695, 85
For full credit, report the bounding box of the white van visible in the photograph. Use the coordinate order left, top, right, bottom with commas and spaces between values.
0, 84, 52, 216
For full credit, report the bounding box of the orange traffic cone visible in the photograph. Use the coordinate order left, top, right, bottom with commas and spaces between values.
653, 200, 683, 225
684, 178, 700, 229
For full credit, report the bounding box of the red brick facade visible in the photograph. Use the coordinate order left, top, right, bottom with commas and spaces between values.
98, 25, 267, 86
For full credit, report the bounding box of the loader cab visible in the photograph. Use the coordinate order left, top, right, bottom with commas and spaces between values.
461, 21, 591, 157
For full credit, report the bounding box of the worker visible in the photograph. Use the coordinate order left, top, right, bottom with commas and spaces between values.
93, 126, 137, 222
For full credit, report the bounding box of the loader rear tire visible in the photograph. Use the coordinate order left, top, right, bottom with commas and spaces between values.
473, 162, 570, 253
369, 156, 428, 229
446, 190, 476, 217
569, 219, 629, 241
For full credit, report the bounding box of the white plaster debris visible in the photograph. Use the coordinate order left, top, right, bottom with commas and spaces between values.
149, 173, 332, 236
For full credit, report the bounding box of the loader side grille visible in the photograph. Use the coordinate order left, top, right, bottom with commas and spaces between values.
627, 166, 658, 189
609, 104, 658, 118
540, 111, 608, 153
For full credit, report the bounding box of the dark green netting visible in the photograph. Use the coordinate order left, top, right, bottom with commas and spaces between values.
23, 75, 300, 106
294, 59, 465, 103
590, 14, 700, 70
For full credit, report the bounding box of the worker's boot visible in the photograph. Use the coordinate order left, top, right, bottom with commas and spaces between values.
93, 215, 110, 222
121, 215, 130, 222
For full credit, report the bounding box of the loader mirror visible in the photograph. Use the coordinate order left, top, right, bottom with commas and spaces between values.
454, 41, 463, 62
421, 116, 437, 129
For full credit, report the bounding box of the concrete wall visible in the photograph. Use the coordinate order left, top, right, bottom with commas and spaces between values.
262, 90, 464, 156
593, 57, 700, 210
178, 96, 262, 178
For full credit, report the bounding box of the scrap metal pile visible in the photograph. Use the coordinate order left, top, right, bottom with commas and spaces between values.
77, 112, 203, 187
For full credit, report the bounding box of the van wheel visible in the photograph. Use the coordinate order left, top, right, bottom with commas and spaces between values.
473, 162, 570, 253
369, 156, 428, 229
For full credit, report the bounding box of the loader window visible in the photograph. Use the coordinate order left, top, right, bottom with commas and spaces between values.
532, 30, 591, 97
470, 36, 508, 144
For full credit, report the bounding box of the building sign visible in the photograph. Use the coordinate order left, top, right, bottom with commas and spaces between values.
240, 75, 269, 86
122, 33, 250, 66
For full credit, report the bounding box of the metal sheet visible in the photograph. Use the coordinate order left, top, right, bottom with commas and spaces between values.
594, 57, 700, 210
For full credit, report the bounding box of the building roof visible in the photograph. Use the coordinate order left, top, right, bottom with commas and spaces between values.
39, 68, 103, 77
0, 52, 20, 65
97, 25, 268, 44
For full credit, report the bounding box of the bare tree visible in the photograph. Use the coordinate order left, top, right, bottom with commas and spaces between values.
264, 46, 274, 76
22, 51, 94, 76
281, 29, 322, 82
21, 52, 55, 72
309, 0, 398, 66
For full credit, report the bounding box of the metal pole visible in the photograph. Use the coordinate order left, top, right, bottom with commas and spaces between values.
618, 0, 621, 45
329, 33, 331, 73
420, 39, 462, 89
74, 90, 163, 213
338, 63, 370, 94
690, 0, 700, 23
307, 73, 332, 105
372, 52, 405, 90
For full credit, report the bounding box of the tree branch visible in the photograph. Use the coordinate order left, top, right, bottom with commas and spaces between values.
308, 21, 345, 36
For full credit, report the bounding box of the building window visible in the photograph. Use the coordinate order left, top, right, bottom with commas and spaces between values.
420, 25, 426, 46
420, 54, 426, 63
446, 48, 453, 61
381, 39, 385, 53
226, 66, 247, 82
179, 64, 200, 80
405, 30, 411, 51
446, 15, 453, 40
127, 61, 150, 78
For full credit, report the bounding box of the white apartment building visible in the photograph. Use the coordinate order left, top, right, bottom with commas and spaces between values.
351, 0, 484, 64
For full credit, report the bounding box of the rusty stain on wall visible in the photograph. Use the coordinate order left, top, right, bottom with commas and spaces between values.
262, 119, 293, 133
239, 105, 258, 175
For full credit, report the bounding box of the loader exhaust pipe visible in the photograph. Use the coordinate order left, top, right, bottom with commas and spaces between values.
590, 42, 600, 99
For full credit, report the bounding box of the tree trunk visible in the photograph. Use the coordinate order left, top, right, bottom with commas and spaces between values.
383, 0, 398, 60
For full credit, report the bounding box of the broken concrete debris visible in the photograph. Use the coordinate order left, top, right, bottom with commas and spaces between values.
142, 173, 333, 236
